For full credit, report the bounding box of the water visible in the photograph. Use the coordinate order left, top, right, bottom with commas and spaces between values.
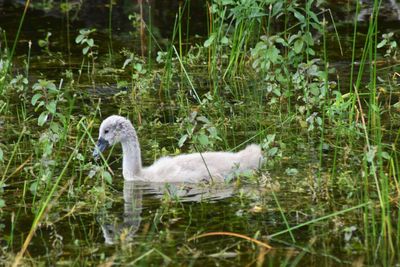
1, 0, 400, 266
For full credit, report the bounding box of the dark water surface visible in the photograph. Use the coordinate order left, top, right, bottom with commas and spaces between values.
1, 0, 400, 266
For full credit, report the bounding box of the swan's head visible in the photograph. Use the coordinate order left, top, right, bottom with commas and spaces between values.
93, 115, 134, 159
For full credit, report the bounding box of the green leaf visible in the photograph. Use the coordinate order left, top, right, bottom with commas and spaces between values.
0, 147, 3, 162
73, 153, 83, 161
288, 33, 298, 44
294, 39, 304, 54
366, 148, 376, 163
293, 10, 305, 23
30, 181, 39, 194
377, 39, 387, 48
267, 134, 276, 142
267, 46, 281, 64
306, 48, 315, 56
34, 101, 45, 112
381, 151, 390, 160
38, 111, 49, 126
32, 82, 41, 91
316, 116, 322, 126
273, 88, 281, 96
0, 199, 5, 208
204, 33, 216, 48
272, 2, 283, 16
221, 0, 234, 5
275, 37, 286, 45
82, 47, 89, 55
134, 63, 143, 72
117, 80, 129, 88
197, 134, 209, 146
38, 40, 47, 48
303, 32, 314, 46
87, 38, 94, 47
75, 34, 84, 44
207, 127, 219, 138
268, 147, 278, 157
285, 168, 298, 176
178, 134, 188, 147
50, 122, 62, 134
31, 93, 42, 106
46, 101, 57, 114
196, 116, 210, 124
220, 36, 229, 45
103, 171, 112, 184
308, 11, 320, 24
310, 86, 320, 96
47, 82, 57, 92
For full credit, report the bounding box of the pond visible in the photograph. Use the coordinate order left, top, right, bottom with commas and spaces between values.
1, 0, 400, 266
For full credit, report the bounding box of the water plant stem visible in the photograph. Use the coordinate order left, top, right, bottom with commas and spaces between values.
268, 202, 370, 239
188, 231, 272, 249
11, 120, 91, 267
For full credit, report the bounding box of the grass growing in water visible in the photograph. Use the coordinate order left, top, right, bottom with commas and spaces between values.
0, 0, 400, 265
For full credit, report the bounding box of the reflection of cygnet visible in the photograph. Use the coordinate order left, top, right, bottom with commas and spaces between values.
93, 115, 263, 183
99, 180, 239, 244
100, 181, 143, 245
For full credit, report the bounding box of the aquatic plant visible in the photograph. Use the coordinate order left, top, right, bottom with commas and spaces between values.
38, 32, 52, 55
31, 79, 64, 126
177, 104, 223, 150
0, 0, 399, 265
75, 28, 98, 79
377, 32, 398, 61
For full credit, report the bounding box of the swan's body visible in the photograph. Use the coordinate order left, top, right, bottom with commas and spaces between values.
93, 115, 263, 183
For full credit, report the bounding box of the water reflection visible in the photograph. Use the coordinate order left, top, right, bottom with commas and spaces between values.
100, 181, 235, 245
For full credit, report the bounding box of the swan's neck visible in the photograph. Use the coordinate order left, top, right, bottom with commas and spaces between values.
121, 131, 142, 181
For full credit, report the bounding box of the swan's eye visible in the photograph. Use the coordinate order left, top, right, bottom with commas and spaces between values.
104, 129, 109, 134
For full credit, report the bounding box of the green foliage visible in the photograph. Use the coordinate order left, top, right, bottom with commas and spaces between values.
75, 28, 97, 78
1, 1, 400, 265
60, 1, 82, 13
377, 32, 398, 60
121, 50, 154, 97
9, 74, 29, 100
178, 110, 222, 150
31, 79, 63, 126
0, 29, 10, 94
261, 134, 280, 160
251, 35, 283, 72
38, 32, 52, 55
75, 28, 97, 56
88, 163, 114, 185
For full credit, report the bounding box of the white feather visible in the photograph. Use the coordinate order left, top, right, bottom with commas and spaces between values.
95, 115, 263, 182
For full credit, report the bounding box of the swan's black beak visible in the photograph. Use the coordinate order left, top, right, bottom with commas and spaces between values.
93, 137, 109, 160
